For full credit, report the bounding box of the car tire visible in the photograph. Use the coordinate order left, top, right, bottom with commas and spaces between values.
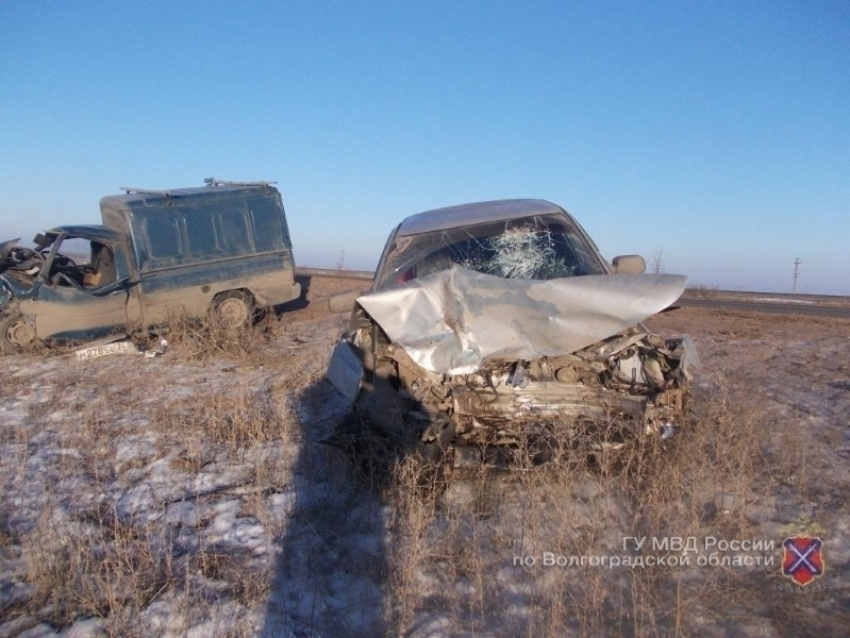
212, 291, 255, 329
0, 313, 37, 355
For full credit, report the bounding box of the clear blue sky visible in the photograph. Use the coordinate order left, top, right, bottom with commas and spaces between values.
1, 1, 847, 294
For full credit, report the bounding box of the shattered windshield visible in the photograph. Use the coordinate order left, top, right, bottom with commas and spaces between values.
377, 214, 607, 289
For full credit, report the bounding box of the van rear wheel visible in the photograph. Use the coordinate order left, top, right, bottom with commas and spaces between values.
0, 314, 37, 355
212, 291, 255, 329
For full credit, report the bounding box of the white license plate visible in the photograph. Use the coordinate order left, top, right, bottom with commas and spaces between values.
75, 340, 138, 360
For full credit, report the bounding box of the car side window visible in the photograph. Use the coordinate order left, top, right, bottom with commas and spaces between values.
183, 210, 218, 255
249, 198, 285, 252
216, 208, 252, 255
146, 217, 181, 259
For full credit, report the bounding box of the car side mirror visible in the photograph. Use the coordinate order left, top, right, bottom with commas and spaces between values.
328, 290, 361, 313
612, 255, 646, 274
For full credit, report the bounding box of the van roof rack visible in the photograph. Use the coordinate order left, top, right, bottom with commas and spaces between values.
118, 187, 173, 203
119, 187, 172, 196
203, 177, 277, 187
118, 179, 277, 198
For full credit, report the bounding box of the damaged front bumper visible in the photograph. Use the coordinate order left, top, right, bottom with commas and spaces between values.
386, 329, 693, 446
450, 383, 687, 442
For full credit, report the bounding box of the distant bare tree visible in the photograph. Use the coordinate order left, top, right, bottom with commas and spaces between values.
651, 248, 664, 274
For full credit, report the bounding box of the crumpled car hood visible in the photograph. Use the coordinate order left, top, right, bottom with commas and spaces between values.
357, 265, 687, 375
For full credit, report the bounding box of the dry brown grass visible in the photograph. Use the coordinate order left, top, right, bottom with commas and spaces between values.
0, 312, 297, 635
22, 502, 173, 628
148, 310, 274, 361
374, 373, 779, 637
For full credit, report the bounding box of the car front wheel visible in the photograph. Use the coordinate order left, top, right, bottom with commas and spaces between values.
0, 313, 37, 355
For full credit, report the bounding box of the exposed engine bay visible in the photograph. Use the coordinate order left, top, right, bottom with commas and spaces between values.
329, 266, 697, 459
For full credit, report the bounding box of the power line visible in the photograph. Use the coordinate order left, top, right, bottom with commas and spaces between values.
792, 257, 801, 293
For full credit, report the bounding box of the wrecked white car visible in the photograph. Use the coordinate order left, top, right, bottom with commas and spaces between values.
326, 199, 697, 465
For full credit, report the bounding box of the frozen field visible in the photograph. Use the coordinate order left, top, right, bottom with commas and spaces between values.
1, 276, 848, 637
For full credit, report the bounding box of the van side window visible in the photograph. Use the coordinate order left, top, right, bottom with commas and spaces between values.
183, 210, 217, 255
250, 198, 285, 252
216, 208, 251, 254
146, 217, 181, 258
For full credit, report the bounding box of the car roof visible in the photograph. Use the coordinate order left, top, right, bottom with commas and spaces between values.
46, 225, 126, 242
396, 199, 568, 237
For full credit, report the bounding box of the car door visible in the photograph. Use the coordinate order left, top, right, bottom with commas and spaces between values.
20, 237, 141, 341
24, 281, 136, 341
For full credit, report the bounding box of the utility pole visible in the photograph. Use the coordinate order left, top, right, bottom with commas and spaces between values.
792, 258, 800, 293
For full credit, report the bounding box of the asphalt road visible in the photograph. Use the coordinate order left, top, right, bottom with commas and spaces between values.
295, 268, 850, 320
676, 297, 850, 319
